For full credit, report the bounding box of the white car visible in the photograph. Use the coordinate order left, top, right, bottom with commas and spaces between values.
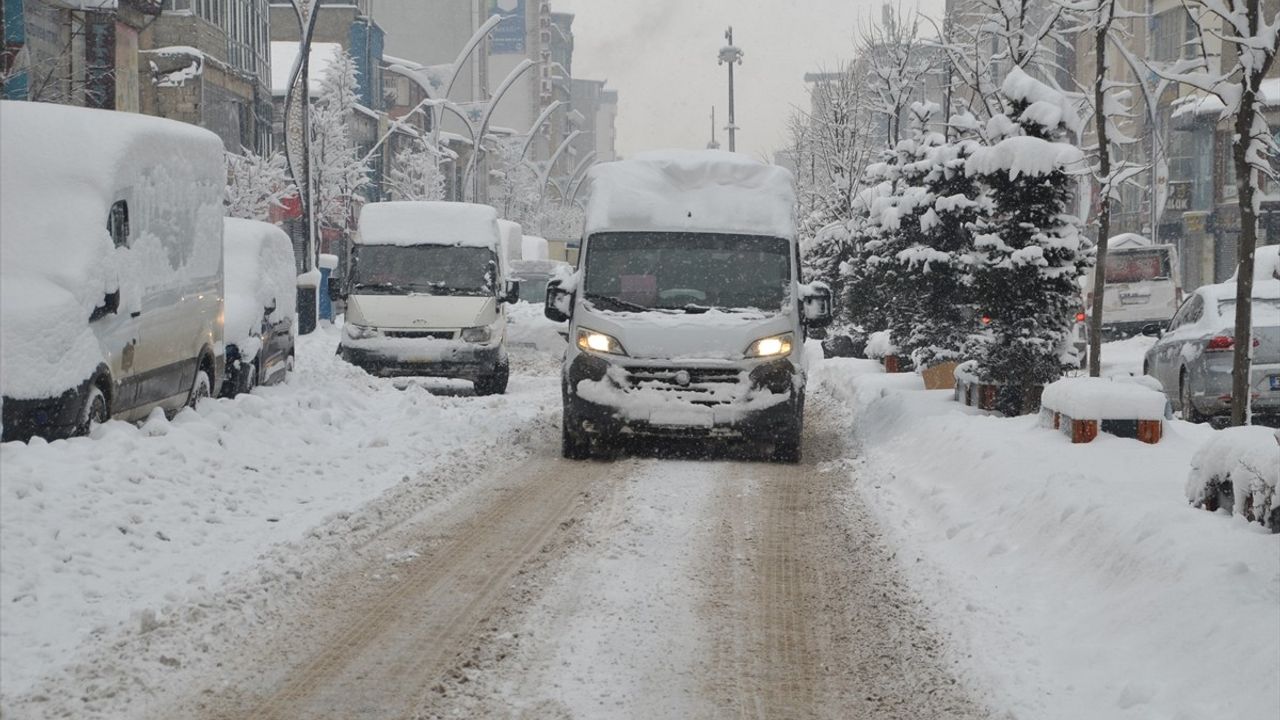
1, 101, 225, 441
546, 151, 833, 463
338, 202, 520, 395
222, 218, 298, 396
1089, 235, 1181, 338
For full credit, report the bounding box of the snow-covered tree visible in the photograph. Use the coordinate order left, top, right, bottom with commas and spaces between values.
859, 6, 943, 146
311, 48, 371, 231
487, 136, 542, 225
386, 139, 447, 202
842, 149, 906, 341
965, 67, 1093, 413
892, 103, 982, 368
225, 149, 295, 221
1155, 0, 1279, 426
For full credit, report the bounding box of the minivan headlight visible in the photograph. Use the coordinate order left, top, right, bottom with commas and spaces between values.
462, 326, 492, 343
576, 327, 627, 356
746, 333, 794, 358
345, 323, 380, 340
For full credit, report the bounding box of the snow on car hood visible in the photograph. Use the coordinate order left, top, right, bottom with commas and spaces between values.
576, 306, 795, 361
345, 294, 497, 330
0, 276, 105, 400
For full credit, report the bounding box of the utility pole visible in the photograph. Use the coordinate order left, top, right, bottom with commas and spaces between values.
718, 27, 743, 152
707, 107, 720, 150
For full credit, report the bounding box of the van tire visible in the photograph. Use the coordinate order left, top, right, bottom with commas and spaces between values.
562, 407, 592, 460
78, 384, 109, 436
475, 359, 510, 396
770, 426, 802, 464
188, 367, 212, 409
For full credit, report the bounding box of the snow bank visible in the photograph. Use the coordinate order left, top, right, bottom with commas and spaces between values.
1040, 376, 1169, 420
582, 150, 796, 239
814, 359, 1277, 720
0, 101, 225, 400
966, 136, 1085, 180
357, 201, 500, 249
1186, 426, 1280, 528
0, 325, 558, 698
223, 218, 298, 357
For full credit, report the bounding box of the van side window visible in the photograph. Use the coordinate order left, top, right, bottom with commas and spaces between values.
108, 201, 129, 248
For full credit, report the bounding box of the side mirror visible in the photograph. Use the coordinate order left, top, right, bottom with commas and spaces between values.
1141, 323, 1163, 338
501, 279, 521, 305
90, 290, 120, 322
545, 280, 572, 323
801, 283, 833, 329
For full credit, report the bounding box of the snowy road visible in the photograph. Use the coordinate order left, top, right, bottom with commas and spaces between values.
141, 391, 982, 720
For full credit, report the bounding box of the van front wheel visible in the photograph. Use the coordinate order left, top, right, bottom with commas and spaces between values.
77, 385, 109, 436
188, 369, 212, 409
474, 358, 510, 396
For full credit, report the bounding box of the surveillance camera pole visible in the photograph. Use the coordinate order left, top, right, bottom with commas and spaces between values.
718, 27, 744, 152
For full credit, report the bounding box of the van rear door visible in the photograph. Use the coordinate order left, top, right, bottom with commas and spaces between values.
1103, 246, 1180, 326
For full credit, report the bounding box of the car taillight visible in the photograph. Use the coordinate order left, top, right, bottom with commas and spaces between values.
1206, 336, 1234, 351
1075, 312, 1086, 323
981, 315, 992, 326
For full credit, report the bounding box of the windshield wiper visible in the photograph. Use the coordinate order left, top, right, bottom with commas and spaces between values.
584, 292, 653, 313
352, 282, 411, 294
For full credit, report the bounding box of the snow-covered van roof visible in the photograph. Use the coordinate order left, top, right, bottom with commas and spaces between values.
356, 201, 501, 249
582, 150, 797, 240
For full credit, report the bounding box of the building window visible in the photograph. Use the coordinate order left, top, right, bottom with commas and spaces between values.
1153, 9, 1195, 62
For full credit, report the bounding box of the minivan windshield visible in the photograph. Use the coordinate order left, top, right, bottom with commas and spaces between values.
1106, 249, 1172, 284
349, 244, 496, 296
583, 232, 791, 313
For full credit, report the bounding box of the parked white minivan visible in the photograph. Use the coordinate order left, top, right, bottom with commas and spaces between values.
0, 101, 226, 442
1091, 233, 1181, 338
546, 151, 832, 462
338, 202, 519, 394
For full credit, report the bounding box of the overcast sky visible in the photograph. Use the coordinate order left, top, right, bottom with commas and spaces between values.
555, 0, 946, 162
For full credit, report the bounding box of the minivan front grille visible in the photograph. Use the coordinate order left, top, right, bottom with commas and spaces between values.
624, 366, 745, 405
382, 330, 456, 340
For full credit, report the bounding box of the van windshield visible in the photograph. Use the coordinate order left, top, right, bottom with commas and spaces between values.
583, 232, 791, 313
350, 244, 496, 296
1106, 249, 1172, 284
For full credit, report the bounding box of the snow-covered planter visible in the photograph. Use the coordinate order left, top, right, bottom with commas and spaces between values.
1039, 377, 1169, 444
866, 330, 904, 372
953, 360, 998, 411
1186, 426, 1280, 532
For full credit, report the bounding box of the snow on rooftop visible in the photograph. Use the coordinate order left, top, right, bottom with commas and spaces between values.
270, 41, 343, 97
357, 201, 500, 248
582, 150, 796, 239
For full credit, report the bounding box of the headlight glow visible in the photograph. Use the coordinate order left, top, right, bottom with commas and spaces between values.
576, 328, 627, 356
462, 326, 492, 343
746, 333, 794, 358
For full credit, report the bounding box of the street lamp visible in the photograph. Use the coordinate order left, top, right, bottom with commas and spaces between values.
718, 27, 743, 152
283, 0, 321, 334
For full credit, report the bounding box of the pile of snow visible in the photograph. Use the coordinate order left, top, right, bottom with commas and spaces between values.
357, 201, 500, 249
223, 218, 298, 358
0, 101, 224, 400
1040, 376, 1169, 420
0, 324, 558, 699
966, 136, 1085, 180
270, 42, 343, 96
505, 301, 566, 354
582, 150, 796, 239
813, 358, 1276, 719
1231, 244, 1280, 283
1186, 426, 1280, 530
864, 329, 898, 359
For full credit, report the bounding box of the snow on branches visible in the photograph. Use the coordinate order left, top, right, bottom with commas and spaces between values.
225, 149, 295, 222
311, 47, 371, 230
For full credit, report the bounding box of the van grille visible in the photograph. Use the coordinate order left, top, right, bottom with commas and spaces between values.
383, 330, 456, 340
624, 366, 744, 405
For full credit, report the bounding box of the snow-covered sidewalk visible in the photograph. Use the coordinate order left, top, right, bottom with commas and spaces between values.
814, 357, 1279, 719
0, 323, 559, 699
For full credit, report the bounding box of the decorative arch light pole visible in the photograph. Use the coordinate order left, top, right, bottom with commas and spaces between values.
283, 0, 322, 334
538, 129, 583, 206
718, 27, 744, 152
463, 58, 538, 202
564, 151, 598, 208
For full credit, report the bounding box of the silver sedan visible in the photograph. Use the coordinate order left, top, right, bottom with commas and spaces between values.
1142, 282, 1280, 422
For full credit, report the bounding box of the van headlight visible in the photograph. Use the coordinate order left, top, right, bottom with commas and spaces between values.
746, 333, 794, 358
345, 323, 380, 340
576, 327, 627, 356
462, 326, 492, 343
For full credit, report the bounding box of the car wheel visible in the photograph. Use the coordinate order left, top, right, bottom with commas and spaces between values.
242, 359, 259, 394
474, 358, 510, 396
562, 405, 592, 460
1180, 370, 1204, 423
187, 368, 212, 409
77, 384, 109, 436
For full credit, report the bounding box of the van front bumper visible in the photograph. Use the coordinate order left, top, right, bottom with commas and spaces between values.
564, 353, 801, 438
2, 380, 91, 443
339, 341, 502, 380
